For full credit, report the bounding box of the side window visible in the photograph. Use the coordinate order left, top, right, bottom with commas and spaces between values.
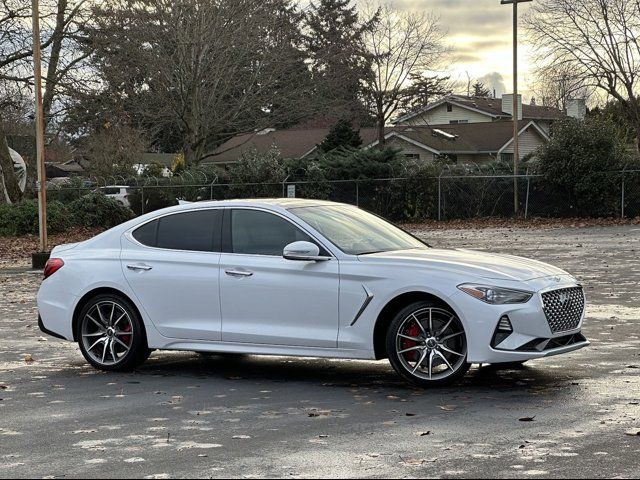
132, 210, 221, 252
132, 220, 158, 247
231, 209, 315, 256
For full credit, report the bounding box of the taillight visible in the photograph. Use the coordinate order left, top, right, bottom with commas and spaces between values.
44, 258, 65, 279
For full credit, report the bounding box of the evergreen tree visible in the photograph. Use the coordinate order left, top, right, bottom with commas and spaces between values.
472, 81, 492, 97
305, 0, 374, 122
318, 119, 363, 152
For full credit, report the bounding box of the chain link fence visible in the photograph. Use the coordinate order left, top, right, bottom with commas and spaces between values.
46, 170, 640, 221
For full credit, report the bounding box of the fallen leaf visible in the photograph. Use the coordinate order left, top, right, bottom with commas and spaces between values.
232, 435, 251, 439
519, 416, 536, 422
405, 412, 417, 417
416, 431, 431, 436
439, 405, 457, 412
24, 355, 35, 363
625, 429, 640, 436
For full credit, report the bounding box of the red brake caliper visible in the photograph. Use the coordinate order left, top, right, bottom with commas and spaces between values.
400, 323, 421, 362
120, 323, 132, 345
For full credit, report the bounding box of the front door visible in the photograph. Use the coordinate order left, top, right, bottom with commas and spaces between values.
220, 208, 339, 348
121, 209, 223, 341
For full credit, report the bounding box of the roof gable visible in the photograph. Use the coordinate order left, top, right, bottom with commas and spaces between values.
395, 95, 566, 124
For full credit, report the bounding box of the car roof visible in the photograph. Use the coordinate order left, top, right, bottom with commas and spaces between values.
176, 198, 343, 210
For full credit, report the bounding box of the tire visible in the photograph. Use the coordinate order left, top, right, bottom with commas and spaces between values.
77, 294, 151, 372
386, 301, 470, 387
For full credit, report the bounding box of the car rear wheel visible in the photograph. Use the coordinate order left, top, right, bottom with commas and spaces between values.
386, 301, 470, 387
77, 294, 151, 372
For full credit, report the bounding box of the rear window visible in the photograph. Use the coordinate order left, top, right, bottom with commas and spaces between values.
132, 209, 221, 252
132, 220, 158, 246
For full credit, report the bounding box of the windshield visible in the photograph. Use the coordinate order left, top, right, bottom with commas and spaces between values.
290, 205, 427, 255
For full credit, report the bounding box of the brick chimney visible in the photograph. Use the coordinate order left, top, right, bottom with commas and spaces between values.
502, 94, 523, 120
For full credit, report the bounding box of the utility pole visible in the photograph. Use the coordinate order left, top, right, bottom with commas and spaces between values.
32, 0, 48, 254
501, 0, 532, 215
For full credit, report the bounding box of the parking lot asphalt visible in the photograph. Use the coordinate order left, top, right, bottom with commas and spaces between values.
0, 225, 639, 479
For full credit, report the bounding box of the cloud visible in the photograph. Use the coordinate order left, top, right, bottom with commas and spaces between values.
477, 72, 508, 97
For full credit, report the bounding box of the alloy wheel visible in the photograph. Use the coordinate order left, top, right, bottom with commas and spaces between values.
395, 307, 467, 381
81, 301, 134, 366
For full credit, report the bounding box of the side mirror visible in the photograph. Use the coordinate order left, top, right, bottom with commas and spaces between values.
283, 241, 330, 262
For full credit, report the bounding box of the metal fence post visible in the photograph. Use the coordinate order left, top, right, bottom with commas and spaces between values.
621, 177, 625, 219
437, 175, 442, 221
524, 176, 530, 219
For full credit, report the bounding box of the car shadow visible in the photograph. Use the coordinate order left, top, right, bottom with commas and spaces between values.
113, 351, 587, 394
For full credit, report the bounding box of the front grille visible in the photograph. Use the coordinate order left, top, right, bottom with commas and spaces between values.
541, 287, 585, 333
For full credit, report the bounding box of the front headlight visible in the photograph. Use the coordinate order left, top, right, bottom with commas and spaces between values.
458, 284, 533, 304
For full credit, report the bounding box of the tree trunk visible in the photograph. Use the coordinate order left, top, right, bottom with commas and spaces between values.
376, 118, 385, 150
42, 0, 68, 124
0, 116, 23, 204
375, 97, 385, 150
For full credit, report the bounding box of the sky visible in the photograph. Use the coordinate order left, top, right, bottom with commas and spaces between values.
392, 0, 536, 99
336, 0, 537, 99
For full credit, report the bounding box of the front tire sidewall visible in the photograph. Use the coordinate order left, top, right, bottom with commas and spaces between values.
77, 294, 149, 372
386, 301, 470, 387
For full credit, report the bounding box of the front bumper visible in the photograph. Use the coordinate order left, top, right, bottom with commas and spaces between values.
451, 279, 589, 364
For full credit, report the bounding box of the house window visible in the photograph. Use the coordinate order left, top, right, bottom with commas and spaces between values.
404, 153, 420, 160
446, 103, 453, 112
501, 153, 514, 163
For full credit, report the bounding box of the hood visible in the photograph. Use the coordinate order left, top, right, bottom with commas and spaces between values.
358, 248, 569, 282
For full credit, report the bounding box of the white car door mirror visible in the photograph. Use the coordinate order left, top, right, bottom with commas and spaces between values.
283, 241, 329, 261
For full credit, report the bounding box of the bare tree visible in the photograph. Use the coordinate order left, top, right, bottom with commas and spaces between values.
80, 0, 316, 165
361, 3, 448, 147
0, 0, 94, 125
525, 0, 640, 146
530, 63, 592, 111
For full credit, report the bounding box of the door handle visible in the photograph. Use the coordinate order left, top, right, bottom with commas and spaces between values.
225, 268, 253, 277
127, 264, 153, 272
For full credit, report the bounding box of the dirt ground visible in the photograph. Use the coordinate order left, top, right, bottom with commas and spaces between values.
0, 224, 639, 479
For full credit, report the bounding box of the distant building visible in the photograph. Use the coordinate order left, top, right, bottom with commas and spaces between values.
207, 95, 587, 165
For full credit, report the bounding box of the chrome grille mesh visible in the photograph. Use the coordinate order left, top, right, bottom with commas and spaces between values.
542, 287, 584, 333
541, 287, 585, 333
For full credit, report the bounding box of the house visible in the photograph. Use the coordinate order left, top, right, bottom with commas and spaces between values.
207, 94, 586, 165
46, 159, 84, 179
394, 94, 584, 135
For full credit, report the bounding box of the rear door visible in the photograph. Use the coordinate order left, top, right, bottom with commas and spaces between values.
219, 208, 340, 348
121, 208, 223, 341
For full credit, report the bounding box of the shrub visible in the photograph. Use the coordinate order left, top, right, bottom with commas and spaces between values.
67, 192, 135, 228
128, 187, 178, 214
534, 118, 636, 217
0, 200, 73, 236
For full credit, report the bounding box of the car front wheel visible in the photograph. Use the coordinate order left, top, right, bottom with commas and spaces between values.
386, 301, 470, 387
77, 294, 151, 372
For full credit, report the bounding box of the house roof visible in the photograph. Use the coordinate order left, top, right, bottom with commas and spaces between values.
394, 95, 566, 124
208, 128, 341, 163
374, 121, 547, 154
208, 120, 547, 163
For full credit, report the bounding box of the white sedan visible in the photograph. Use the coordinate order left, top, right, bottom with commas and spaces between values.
37, 199, 589, 386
